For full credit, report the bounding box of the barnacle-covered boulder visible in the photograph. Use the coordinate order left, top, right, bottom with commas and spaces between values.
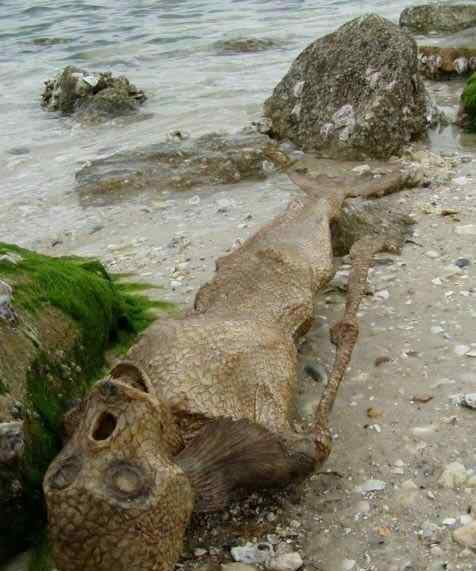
41, 66, 146, 120
263, 15, 435, 160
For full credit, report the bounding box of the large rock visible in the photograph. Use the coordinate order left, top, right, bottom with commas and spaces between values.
41, 65, 146, 120
263, 15, 434, 160
400, 4, 476, 34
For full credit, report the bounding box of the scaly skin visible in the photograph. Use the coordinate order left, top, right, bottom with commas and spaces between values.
44, 171, 403, 571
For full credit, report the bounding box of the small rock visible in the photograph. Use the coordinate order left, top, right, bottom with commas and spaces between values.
0, 280, 17, 325
194, 548, 208, 557
375, 289, 390, 301
270, 552, 303, 571
453, 522, 476, 550
342, 560, 356, 571
375, 356, 391, 367
189, 195, 201, 206
367, 407, 384, 418
442, 517, 457, 527
461, 394, 476, 410
426, 250, 440, 259
466, 350, 476, 359
231, 543, 274, 565
356, 479, 386, 494
439, 462, 468, 488
455, 258, 471, 268
455, 345, 470, 357
351, 164, 371, 176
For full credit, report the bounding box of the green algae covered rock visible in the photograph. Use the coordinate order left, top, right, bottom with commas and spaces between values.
459, 72, 476, 132
0, 243, 166, 564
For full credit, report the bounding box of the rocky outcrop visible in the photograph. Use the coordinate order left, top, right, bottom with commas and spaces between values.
41, 66, 146, 120
400, 4, 476, 34
263, 15, 434, 160
457, 72, 476, 131
76, 130, 293, 205
419, 46, 476, 79
0, 243, 159, 564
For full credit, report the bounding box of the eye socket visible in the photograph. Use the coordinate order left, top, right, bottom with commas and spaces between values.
47, 455, 82, 490
106, 462, 151, 501
92, 412, 117, 441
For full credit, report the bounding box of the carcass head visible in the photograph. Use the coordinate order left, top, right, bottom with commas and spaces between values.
44, 363, 193, 571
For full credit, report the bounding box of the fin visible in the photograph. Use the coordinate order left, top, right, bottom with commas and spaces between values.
175, 417, 294, 512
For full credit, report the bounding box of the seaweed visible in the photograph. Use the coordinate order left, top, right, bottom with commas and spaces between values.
461, 72, 476, 132
0, 242, 172, 567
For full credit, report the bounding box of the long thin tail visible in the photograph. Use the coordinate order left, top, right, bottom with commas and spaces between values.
314, 236, 385, 430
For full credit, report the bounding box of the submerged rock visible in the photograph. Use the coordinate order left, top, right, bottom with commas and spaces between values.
418, 46, 476, 79
457, 72, 476, 132
76, 130, 293, 204
263, 15, 434, 160
215, 37, 280, 54
41, 65, 146, 120
400, 4, 476, 34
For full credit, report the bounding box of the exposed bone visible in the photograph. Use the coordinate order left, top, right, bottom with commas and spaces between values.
43, 169, 411, 571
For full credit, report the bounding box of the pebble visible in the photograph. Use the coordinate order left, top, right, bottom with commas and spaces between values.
188, 195, 201, 205
455, 345, 470, 357
194, 548, 208, 557
453, 522, 476, 550
439, 462, 468, 488
374, 289, 390, 301
426, 250, 440, 259
355, 479, 386, 494
270, 552, 303, 571
352, 164, 371, 176
455, 257, 471, 268
461, 393, 476, 410
342, 560, 356, 571
411, 425, 435, 439
442, 517, 457, 527
231, 543, 273, 565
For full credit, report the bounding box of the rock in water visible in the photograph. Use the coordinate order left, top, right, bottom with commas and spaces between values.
263, 15, 433, 160
400, 4, 476, 34
418, 47, 476, 80
41, 65, 146, 119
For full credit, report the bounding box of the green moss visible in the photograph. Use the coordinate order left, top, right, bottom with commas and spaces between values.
461, 72, 476, 132
0, 242, 172, 567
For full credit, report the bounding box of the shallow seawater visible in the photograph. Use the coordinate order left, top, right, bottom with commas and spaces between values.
0, 0, 475, 247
